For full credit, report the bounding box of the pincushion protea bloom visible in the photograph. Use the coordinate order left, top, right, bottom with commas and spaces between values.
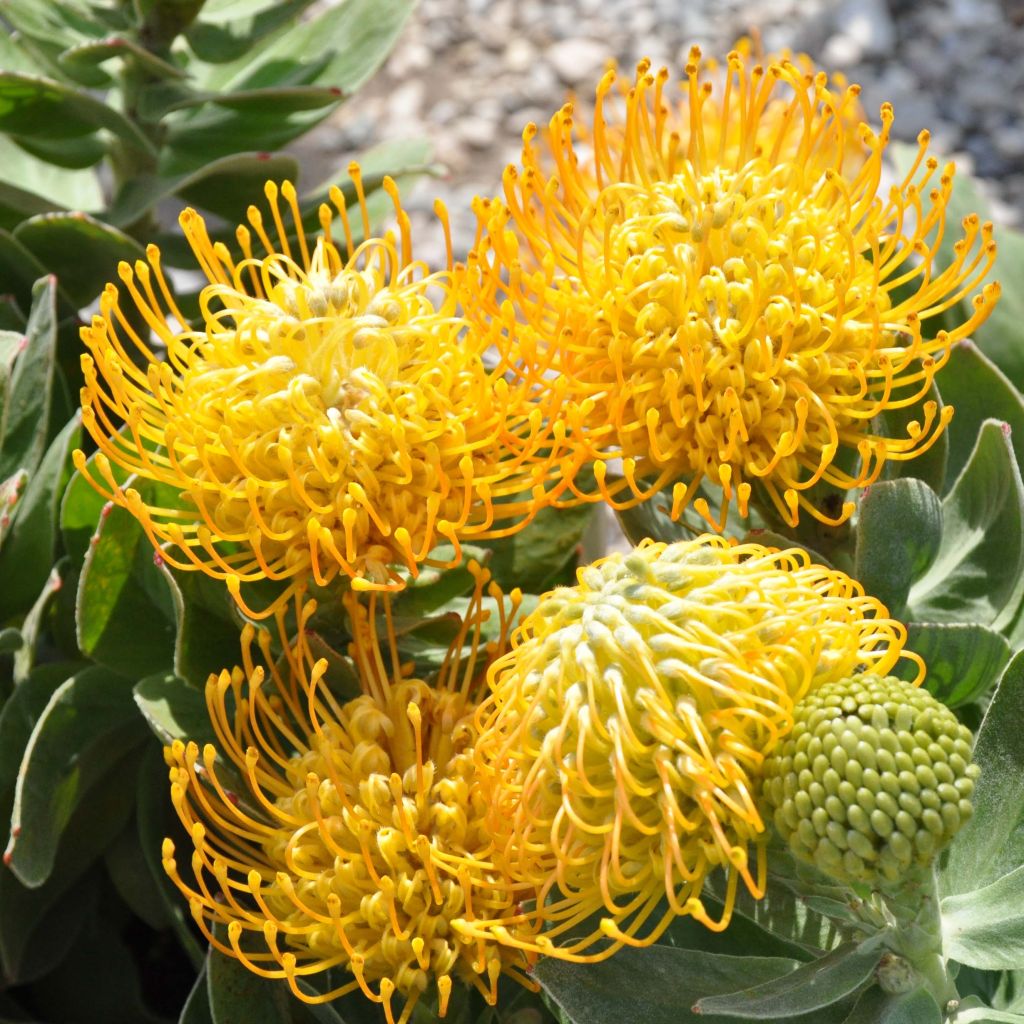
76, 168, 562, 612
469, 48, 1000, 529
466, 536, 918, 960
162, 564, 541, 1023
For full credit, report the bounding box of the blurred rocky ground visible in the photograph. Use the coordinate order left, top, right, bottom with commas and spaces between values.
301, 0, 1024, 268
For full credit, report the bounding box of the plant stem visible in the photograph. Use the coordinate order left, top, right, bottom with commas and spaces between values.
882, 865, 959, 1016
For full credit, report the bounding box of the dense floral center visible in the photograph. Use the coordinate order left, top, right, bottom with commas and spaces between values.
260, 682, 528, 1007
587, 164, 889, 492
172, 255, 490, 584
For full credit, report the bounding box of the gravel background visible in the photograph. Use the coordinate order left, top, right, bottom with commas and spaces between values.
305, 0, 1024, 269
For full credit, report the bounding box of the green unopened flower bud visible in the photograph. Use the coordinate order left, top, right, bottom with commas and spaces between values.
762, 675, 979, 886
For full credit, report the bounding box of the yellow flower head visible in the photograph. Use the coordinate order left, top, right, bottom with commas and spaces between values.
468, 536, 917, 960
162, 565, 540, 1024
470, 49, 1000, 528
77, 167, 560, 611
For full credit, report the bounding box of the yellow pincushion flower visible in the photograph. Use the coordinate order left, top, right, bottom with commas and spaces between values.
162, 565, 540, 1024
466, 536, 918, 960
76, 168, 560, 611
470, 49, 1000, 528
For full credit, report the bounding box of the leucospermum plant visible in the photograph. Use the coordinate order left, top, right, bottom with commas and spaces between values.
163, 564, 544, 1023
76, 170, 567, 612
4, 19, 1024, 1024
469, 48, 1001, 530
469, 536, 916, 956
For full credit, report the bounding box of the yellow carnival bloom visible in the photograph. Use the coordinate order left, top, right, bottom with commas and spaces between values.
77, 168, 561, 611
467, 536, 918, 960
470, 49, 1000, 528
162, 565, 540, 1023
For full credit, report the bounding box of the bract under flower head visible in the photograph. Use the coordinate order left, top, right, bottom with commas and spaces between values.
467, 536, 918, 960
470, 48, 1000, 529
77, 168, 561, 613
162, 565, 540, 1024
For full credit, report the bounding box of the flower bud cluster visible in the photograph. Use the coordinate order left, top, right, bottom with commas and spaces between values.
763, 675, 978, 885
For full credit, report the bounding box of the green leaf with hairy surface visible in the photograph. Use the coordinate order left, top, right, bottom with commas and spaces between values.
955, 1009, 1024, 1023
103, 812, 169, 931
892, 622, 1010, 707
5, 664, 144, 886
76, 497, 177, 678
660, 899, 816, 962
13, 213, 146, 308
538, 947, 858, 1024
133, 671, 218, 749
0, 0, 116, 49
0, 662, 79, 818
197, 0, 413, 94
155, 564, 244, 689
0, 862, 96, 986
384, 544, 491, 622
136, 0, 206, 47
0, 182, 59, 232
59, 35, 186, 82
0, 348, 23, 413
693, 937, 887, 1019
723, 886, 847, 956
0, 328, 20, 417
907, 421, 1024, 633
0, 25, 45, 77
11, 561, 70, 683
954, 971, 1021, 1010
943, 864, 1024, 970
161, 105, 337, 173
0, 665, 89, 980
60, 469, 112, 566
9, 128, 107, 169
167, 84, 345, 114
0, 231, 58, 315
0, 470, 27, 551
0, 132, 101, 220
185, 0, 318, 62
0, 72, 155, 153
954, 1007, 1024, 1024
0, 276, 55, 480
302, 634, 362, 705
27, 882, 169, 1024
943, 651, 1024, 895
854, 479, 942, 617
0, 413, 79, 617
616, 490, 691, 548
60, 438, 134, 565
936, 343, 1024, 488
106, 151, 300, 228
842, 987, 942, 1024
486, 501, 594, 595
